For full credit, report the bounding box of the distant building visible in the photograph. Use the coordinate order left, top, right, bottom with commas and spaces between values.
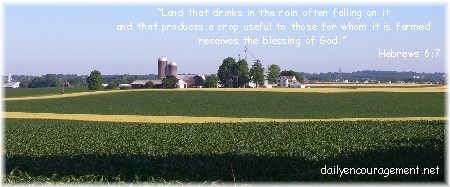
63, 81, 72, 87
176, 73, 201, 88
263, 80, 272, 88
277, 76, 303, 88
158, 56, 178, 79
3, 73, 20, 88
119, 84, 132, 89
158, 56, 168, 80
167, 62, 178, 76
133, 56, 194, 88
131, 80, 162, 88
3, 82, 20, 88
308, 79, 321, 84
303, 78, 309, 84
177, 79, 187, 88
247, 79, 272, 88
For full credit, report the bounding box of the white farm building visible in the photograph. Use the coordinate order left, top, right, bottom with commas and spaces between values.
3, 81, 20, 88
3, 73, 20, 88
277, 76, 304, 88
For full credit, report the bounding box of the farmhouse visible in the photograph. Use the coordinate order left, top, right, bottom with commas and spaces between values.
176, 74, 199, 88
246, 80, 272, 88
277, 76, 304, 88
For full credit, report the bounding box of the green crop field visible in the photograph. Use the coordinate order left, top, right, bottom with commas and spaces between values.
4, 119, 444, 183
4, 87, 90, 98
4, 88, 446, 183
5, 91, 445, 118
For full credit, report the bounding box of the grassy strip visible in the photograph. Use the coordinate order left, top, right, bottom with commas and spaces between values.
5, 91, 445, 119
5, 119, 445, 182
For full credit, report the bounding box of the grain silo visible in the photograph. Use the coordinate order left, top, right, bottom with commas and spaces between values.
158, 56, 168, 79
167, 62, 177, 76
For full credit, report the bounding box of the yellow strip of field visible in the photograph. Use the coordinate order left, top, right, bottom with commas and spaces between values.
4, 112, 446, 124
4, 86, 447, 101
306, 83, 441, 87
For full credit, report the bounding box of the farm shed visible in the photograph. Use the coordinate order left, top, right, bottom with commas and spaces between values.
119, 84, 132, 89
131, 80, 161, 89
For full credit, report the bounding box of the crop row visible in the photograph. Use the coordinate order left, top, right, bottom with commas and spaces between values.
4, 119, 445, 182
5, 91, 445, 118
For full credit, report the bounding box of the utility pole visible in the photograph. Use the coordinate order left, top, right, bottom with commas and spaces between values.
339, 67, 342, 82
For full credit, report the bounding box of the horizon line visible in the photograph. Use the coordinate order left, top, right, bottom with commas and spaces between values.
3, 69, 447, 77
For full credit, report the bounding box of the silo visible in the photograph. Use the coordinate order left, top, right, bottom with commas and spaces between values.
158, 56, 168, 79
167, 62, 177, 76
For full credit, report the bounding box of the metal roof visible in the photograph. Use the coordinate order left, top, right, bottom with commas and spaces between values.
131, 79, 162, 85
279, 76, 295, 80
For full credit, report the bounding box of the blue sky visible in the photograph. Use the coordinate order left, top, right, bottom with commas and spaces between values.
4, 4, 446, 75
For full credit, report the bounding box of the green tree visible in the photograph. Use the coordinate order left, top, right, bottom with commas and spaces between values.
281, 70, 304, 83
267, 64, 281, 84
126, 75, 138, 84
19, 80, 30, 88
233, 59, 250, 88
67, 77, 81, 87
162, 75, 178, 89
249, 60, 265, 88
204, 74, 219, 88
44, 75, 63, 87
217, 57, 235, 88
112, 76, 128, 85
193, 75, 205, 87
144, 81, 154, 88
87, 70, 103, 90
105, 82, 117, 90
27, 75, 62, 88
27, 77, 45, 88
323, 75, 331, 82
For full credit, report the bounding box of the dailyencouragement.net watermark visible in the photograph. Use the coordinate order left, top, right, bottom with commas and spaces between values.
321, 165, 440, 178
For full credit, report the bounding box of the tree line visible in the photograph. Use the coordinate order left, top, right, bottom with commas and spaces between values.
14, 57, 305, 89
14, 74, 156, 88
11, 61, 443, 89
217, 57, 304, 88
301, 70, 446, 84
